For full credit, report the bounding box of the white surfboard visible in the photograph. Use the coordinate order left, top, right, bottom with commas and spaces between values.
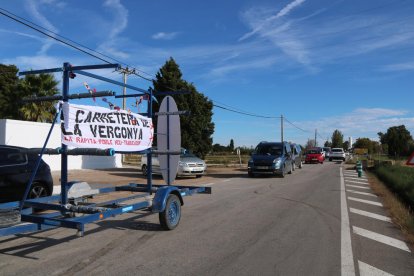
157, 96, 181, 185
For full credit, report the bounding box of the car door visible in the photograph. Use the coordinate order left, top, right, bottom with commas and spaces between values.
0, 147, 29, 202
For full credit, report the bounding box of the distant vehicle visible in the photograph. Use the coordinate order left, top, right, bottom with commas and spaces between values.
248, 141, 293, 177
323, 147, 332, 159
0, 145, 53, 203
290, 143, 303, 170
305, 147, 325, 164
141, 148, 206, 178
329, 148, 346, 162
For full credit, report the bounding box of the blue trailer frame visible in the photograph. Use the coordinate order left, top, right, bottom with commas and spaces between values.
0, 62, 211, 237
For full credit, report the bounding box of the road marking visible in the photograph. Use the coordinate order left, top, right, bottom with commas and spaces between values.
346, 184, 370, 190
203, 182, 215, 186
353, 226, 411, 252
348, 197, 383, 207
349, 208, 391, 223
358, 261, 393, 276
347, 189, 377, 197
346, 177, 368, 182
340, 167, 356, 275
345, 180, 369, 185
222, 179, 232, 182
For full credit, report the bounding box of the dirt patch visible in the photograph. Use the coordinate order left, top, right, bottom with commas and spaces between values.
52, 166, 248, 187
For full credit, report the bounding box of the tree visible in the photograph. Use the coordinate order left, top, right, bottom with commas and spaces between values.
152, 58, 214, 158
342, 141, 350, 151
229, 139, 234, 151
331, 129, 344, 148
378, 125, 413, 156
19, 73, 59, 122
305, 139, 316, 149
324, 140, 332, 147
0, 64, 59, 122
0, 64, 22, 119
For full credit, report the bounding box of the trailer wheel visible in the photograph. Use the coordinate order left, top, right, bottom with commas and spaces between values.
159, 194, 181, 230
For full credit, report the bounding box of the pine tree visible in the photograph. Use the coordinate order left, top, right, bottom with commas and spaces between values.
152, 58, 214, 158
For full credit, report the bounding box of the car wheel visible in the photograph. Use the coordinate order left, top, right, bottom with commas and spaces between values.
29, 182, 50, 199
248, 171, 254, 177
142, 165, 148, 176
281, 166, 286, 178
196, 175, 202, 178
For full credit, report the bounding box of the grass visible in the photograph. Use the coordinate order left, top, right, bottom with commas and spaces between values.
205, 154, 250, 166
374, 165, 414, 209
368, 171, 414, 246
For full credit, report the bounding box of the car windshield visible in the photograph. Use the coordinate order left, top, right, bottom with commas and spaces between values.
332, 149, 343, 152
255, 145, 282, 155
180, 149, 196, 158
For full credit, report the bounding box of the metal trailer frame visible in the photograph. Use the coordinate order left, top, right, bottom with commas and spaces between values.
0, 62, 211, 237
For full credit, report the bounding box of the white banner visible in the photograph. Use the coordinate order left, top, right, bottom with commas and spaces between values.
61, 102, 153, 152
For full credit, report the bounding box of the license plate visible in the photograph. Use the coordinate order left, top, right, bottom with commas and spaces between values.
312, 159, 317, 161
256, 166, 269, 169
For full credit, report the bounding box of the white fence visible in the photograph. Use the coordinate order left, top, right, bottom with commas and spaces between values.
0, 119, 122, 171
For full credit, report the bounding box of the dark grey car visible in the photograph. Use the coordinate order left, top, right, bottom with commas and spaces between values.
247, 141, 293, 177
290, 143, 303, 170
0, 145, 53, 203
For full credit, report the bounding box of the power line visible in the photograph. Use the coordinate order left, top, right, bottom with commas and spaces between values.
283, 117, 310, 133
213, 103, 281, 119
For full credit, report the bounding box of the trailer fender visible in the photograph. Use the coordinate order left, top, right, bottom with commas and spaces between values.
152, 186, 184, 213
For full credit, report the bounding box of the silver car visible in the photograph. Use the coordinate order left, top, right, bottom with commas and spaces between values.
141, 148, 207, 178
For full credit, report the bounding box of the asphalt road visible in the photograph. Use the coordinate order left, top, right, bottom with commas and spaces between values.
0, 162, 413, 275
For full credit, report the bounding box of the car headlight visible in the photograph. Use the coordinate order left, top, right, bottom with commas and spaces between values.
179, 161, 187, 167
248, 158, 253, 163
273, 158, 282, 168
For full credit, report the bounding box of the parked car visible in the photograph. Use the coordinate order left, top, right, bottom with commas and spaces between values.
329, 148, 346, 161
290, 143, 303, 170
141, 148, 206, 178
323, 147, 332, 159
0, 145, 53, 203
305, 147, 325, 164
248, 141, 293, 177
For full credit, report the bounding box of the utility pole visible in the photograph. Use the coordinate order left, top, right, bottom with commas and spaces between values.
118, 67, 136, 110
281, 115, 284, 143
315, 129, 317, 147
118, 67, 136, 165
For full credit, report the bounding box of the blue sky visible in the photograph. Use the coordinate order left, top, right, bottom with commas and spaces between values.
1, 0, 414, 148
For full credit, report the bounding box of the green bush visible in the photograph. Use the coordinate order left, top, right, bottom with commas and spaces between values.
374, 165, 414, 209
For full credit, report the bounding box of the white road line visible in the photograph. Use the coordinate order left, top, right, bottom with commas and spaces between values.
348, 197, 383, 207
222, 179, 232, 182
358, 260, 393, 276
340, 167, 356, 275
347, 189, 377, 198
203, 182, 215, 186
346, 184, 370, 190
345, 180, 369, 185
350, 208, 391, 223
346, 177, 368, 182
353, 226, 411, 253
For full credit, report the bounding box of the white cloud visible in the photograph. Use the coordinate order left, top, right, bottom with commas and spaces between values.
152, 32, 179, 40
2, 55, 61, 71
381, 62, 414, 72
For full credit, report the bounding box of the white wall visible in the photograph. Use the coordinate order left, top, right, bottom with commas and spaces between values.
0, 119, 122, 171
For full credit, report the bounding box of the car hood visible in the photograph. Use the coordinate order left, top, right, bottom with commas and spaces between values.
251, 154, 282, 161
180, 156, 204, 163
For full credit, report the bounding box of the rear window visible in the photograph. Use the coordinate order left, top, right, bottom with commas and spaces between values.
332, 148, 344, 152
307, 149, 321, 154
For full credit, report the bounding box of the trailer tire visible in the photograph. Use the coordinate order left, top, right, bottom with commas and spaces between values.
159, 194, 181, 230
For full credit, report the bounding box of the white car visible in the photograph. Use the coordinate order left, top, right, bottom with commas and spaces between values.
329, 148, 346, 161
141, 148, 207, 178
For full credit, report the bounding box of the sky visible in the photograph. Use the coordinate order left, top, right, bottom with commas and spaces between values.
1, 0, 414, 148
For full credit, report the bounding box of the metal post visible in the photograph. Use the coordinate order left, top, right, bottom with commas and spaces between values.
281, 115, 284, 143
147, 89, 153, 194
167, 97, 170, 186
61, 62, 70, 206
315, 129, 317, 147
121, 70, 127, 165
